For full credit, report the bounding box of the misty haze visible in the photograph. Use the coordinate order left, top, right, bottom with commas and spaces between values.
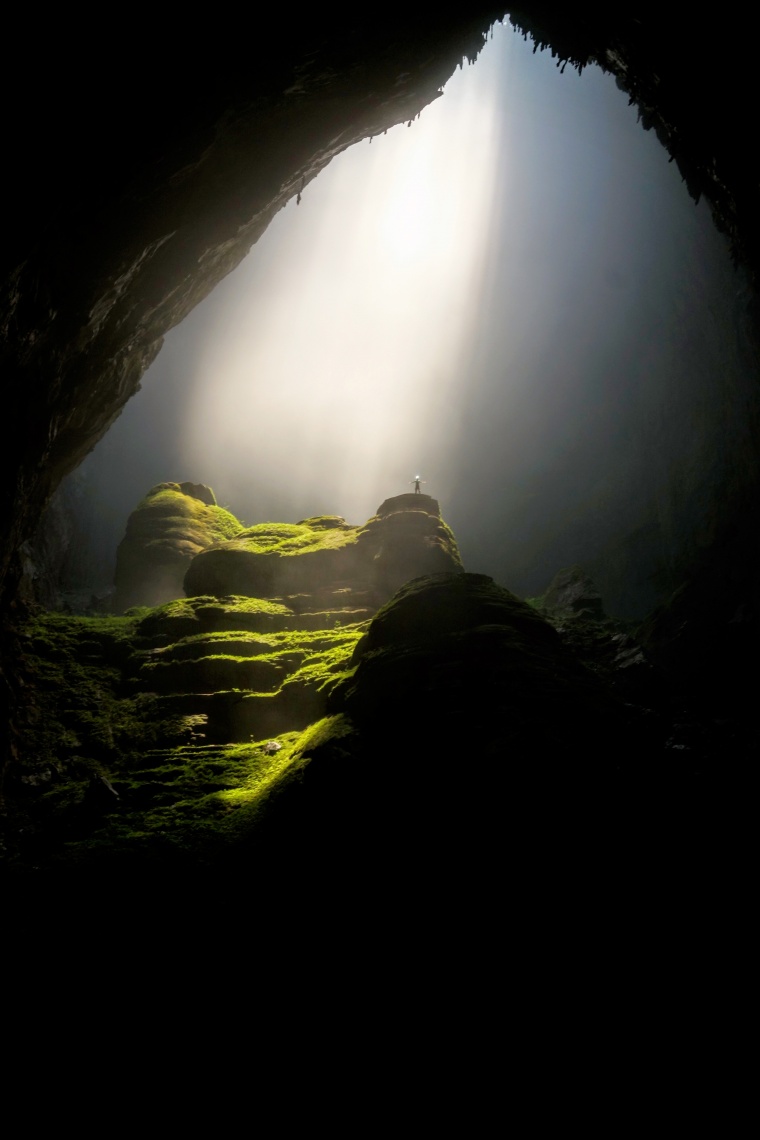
57, 19, 751, 618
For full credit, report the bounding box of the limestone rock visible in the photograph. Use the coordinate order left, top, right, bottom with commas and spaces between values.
541, 566, 605, 620
250, 572, 636, 874
376, 492, 440, 517
114, 483, 242, 611
337, 571, 621, 755
183, 494, 462, 609
177, 482, 217, 507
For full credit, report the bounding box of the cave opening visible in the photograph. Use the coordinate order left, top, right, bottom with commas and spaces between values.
6, 10, 759, 898
43, 18, 754, 623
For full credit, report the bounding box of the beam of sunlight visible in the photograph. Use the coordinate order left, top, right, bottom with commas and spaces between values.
73, 17, 730, 616
179, 24, 509, 524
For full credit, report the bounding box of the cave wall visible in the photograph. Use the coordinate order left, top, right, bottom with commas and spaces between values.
3, 6, 760, 749
0, 10, 504, 603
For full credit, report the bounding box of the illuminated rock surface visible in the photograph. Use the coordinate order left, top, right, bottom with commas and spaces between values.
3, 9, 760, 909
183, 493, 461, 607
113, 483, 243, 611
3, 497, 461, 878
5, 504, 667, 886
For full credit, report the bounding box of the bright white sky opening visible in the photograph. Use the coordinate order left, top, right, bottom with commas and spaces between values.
180, 22, 510, 524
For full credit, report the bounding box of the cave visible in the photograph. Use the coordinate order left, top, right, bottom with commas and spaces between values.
2, 8, 757, 904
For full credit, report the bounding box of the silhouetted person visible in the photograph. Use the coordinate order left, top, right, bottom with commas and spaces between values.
410, 476, 424, 494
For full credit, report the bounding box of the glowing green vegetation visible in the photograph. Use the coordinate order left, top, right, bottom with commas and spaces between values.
9, 581, 367, 873
217, 716, 352, 808
225, 518, 359, 556
133, 594, 295, 642
15, 612, 187, 837
114, 484, 246, 610
63, 715, 357, 864
11, 499, 467, 877
132, 486, 242, 549
184, 493, 462, 603
133, 621, 364, 702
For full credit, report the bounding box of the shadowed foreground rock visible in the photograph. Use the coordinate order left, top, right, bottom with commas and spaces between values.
5, 569, 647, 888
541, 566, 606, 621
247, 572, 649, 873
287, 571, 630, 756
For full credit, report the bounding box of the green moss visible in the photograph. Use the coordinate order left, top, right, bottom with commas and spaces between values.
14, 509, 456, 875
212, 715, 353, 817
133, 594, 294, 643
133, 621, 364, 699
135, 489, 224, 524
63, 725, 330, 861
279, 640, 359, 698
227, 519, 359, 557
14, 612, 191, 854
129, 488, 243, 551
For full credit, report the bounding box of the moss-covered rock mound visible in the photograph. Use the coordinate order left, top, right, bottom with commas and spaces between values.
113, 483, 243, 611
129, 593, 365, 742
5, 565, 716, 894
183, 493, 461, 609
6, 589, 367, 879
217, 572, 647, 878
338, 572, 625, 749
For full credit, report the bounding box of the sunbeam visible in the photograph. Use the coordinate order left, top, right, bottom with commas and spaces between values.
178, 25, 506, 522
68, 18, 746, 620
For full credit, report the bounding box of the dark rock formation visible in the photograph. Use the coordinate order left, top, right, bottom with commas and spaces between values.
113, 483, 242, 611
540, 566, 605, 620
183, 494, 462, 609
5, 545, 748, 901
245, 572, 652, 878
19, 471, 107, 612
338, 570, 626, 755
0, 11, 500, 606
1, 566, 637, 882
5, 7, 760, 617
3, 9, 760, 905
129, 592, 363, 743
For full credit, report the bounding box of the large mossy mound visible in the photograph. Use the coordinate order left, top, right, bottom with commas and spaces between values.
128, 594, 366, 737
183, 493, 462, 606
5, 568, 723, 891
226, 572, 654, 878
285, 572, 635, 777
6, 590, 367, 878
113, 483, 243, 611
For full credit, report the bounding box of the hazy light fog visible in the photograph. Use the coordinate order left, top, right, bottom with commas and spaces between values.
68, 19, 739, 605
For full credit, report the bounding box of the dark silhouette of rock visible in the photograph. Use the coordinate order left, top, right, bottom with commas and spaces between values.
3, 11, 760, 910
178, 482, 217, 507
541, 566, 605, 620
250, 572, 643, 881
337, 571, 624, 754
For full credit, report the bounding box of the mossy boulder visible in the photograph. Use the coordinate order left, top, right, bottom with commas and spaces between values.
126, 593, 366, 742
336, 571, 626, 755
237, 572, 642, 874
114, 483, 243, 611
6, 566, 702, 889
183, 493, 462, 607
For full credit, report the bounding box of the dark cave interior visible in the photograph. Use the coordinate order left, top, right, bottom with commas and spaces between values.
2, 6, 758, 898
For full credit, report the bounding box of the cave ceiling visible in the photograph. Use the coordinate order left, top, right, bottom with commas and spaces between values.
2, 5, 758, 603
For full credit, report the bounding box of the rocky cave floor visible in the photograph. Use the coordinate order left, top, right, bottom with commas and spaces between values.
1, 565, 754, 893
